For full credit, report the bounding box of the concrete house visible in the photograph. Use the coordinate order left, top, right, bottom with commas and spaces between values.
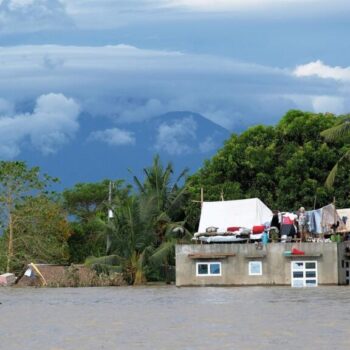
176, 198, 350, 287
176, 242, 350, 287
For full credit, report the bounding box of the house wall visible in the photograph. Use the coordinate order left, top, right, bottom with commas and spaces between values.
176, 243, 339, 286
337, 242, 350, 285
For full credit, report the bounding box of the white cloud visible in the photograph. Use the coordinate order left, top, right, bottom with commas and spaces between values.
292, 61, 350, 115
8, 0, 35, 10
111, 98, 166, 123
0, 0, 73, 32
0, 98, 13, 115
155, 116, 197, 155
164, 0, 318, 11
293, 60, 350, 81
312, 95, 345, 115
283, 93, 348, 116
88, 128, 135, 146
0, 93, 80, 158
199, 136, 217, 153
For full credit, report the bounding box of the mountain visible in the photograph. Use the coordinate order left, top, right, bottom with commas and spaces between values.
18, 111, 231, 190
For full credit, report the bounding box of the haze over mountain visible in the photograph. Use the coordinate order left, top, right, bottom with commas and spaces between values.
17, 111, 230, 189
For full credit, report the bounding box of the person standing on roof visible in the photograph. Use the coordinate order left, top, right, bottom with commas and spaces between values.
270, 210, 280, 231
297, 207, 308, 242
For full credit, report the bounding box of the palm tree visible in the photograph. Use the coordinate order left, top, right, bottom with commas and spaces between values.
321, 118, 350, 188
86, 155, 191, 285
148, 222, 192, 283
86, 195, 153, 285
133, 155, 189, 246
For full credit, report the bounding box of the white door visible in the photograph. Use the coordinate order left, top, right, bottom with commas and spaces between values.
291, 261, 317, 287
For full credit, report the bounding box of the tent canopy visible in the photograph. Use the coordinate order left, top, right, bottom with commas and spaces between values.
198, 198, 273, 233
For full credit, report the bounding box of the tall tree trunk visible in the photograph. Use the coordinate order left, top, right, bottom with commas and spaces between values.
6, 211, 14, 272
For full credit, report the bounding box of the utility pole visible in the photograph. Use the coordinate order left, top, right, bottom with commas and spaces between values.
108, 181, 113, 221
106, 181, 113, 254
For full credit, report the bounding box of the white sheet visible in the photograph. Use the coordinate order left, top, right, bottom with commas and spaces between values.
198, 198, 272, 233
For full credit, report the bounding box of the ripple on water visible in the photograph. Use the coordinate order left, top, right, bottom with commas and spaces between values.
0, 286, 350, 350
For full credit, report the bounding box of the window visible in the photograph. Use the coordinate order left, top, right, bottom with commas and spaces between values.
249, 261, 262, 276
291, 261, 317, 287
196, 262, 221, 276
345, 261, 350, 285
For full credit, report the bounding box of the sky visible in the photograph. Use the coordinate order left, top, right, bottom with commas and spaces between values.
1, 0, 350, 184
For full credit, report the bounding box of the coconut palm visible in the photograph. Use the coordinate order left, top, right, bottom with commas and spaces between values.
321, 118, 350, 188
86, 155, 191, 285
86, 195, 152, 284
133, 155, 189, 245
148, 222, 192, 283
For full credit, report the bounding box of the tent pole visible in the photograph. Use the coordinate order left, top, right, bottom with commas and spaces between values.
333, 196, 337, 235
313, 195, 317, 210
201, 187, 204, 208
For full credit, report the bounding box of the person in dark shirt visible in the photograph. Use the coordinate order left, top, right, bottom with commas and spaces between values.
270, 210, 281, 242
270, 210, 280, 231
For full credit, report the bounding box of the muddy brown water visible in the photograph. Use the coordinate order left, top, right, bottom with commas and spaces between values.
0, 286, 349, 350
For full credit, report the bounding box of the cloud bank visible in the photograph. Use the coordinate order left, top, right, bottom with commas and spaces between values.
88, 128, 135, 146
0, 93, 80, 158
0, 0, 73, 32
1, 0, 343, 32
0, 44, 349, 158
294, 60, 350, 82
155, 116, 197, 155
0, 44, 305, 131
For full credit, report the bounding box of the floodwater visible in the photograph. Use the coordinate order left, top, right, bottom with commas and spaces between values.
0, 286, 349, 350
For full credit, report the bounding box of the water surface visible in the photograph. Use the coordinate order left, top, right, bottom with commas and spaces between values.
0, 286, 349, 350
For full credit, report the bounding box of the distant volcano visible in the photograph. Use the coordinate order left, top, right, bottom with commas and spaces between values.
18, 111, 231, 189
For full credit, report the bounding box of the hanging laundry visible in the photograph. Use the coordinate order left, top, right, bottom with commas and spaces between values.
336, 208, 350, 232
321, 204, 345, 233
307, 209, 322, 234
280, 213, 297, 236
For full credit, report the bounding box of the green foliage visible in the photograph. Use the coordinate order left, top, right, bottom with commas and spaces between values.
85, 155, 191, 285
63, 180, 129, 221
63, 179, 131, 262
0, 161, 55, 227
321, 117, 350, 142
186, 110, 350, 231
85, 255, 123, 276
0, 195, 70, 273
0, 161, 58, 272
320, 116, 350, 188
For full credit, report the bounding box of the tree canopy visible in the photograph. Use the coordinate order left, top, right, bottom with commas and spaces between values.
62, 179, 131, 263
87, 156, 191, 285
0, 195, 71, 273
0, 161, 58, 272
186, 110, 350, 231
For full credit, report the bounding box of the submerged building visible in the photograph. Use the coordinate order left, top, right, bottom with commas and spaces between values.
176, 242, 350, 287
179, 197, 350, 287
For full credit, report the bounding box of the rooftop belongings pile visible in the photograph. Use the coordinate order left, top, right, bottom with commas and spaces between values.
193, 198, 272, 243
193, 198, 350, 244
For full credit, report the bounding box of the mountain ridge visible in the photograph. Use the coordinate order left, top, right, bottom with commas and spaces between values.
17, 110, 231, 189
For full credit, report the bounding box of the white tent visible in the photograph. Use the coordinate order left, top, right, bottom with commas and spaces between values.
198, 198, 273, 233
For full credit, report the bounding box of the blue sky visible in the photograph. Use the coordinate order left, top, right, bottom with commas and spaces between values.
1, 0, 350, 182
